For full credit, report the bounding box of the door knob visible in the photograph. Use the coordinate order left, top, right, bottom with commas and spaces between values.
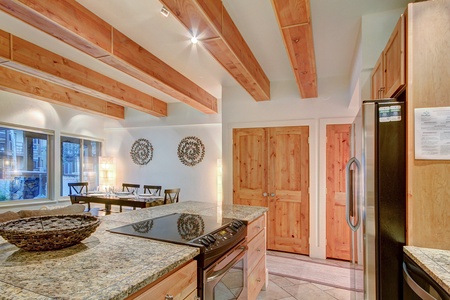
270, 193, 275, 197
263, 192, 268, 197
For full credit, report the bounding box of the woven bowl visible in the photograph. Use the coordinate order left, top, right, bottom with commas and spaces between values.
0, 214, 100, 251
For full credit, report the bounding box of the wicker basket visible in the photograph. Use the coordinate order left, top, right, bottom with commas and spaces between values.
0, 214, 100, 251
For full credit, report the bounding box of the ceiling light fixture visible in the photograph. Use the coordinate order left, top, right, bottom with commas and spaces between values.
191, 36, 198, 44
160, 6, 170, 17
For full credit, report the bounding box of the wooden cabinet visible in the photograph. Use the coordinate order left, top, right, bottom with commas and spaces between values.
371, 14, 405, 99
246, 213, 267, 300
405, 0, 450, 250
127, 260, 197, 300
370, 54, 384, 99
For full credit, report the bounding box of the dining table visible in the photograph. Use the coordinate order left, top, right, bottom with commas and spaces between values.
70, 193, 164, 214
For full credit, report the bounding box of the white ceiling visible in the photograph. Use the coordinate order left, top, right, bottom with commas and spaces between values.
2, 0, 412, 103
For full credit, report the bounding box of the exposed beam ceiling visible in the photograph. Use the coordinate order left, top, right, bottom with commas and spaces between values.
160, 0, 271, 101
0, 29, 167, 117
0, 66, 124, 119
0, 0, 218, 114
271, 0, 318, 98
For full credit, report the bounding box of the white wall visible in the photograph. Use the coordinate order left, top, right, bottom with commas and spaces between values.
103, 123, 222, 204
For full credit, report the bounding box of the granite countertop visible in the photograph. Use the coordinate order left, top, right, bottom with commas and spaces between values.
0, 201, 267, 300
404, 246, 450, 295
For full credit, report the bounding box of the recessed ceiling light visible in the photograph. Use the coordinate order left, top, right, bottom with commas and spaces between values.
160, 6, 170, 17
191, 36, 198, 44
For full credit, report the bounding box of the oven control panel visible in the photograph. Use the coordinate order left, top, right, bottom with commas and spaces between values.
190, 219, 246, 250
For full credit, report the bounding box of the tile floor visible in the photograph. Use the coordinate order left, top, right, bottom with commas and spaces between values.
258, 251, 364, 300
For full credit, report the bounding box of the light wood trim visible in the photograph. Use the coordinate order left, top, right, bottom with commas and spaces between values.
271, 0, 318, 98
161, 0, 271, 101
0, 30, 167, 117
0, 0, 218, 114
406, 0, 450, 249
0, 66, 124, 119
127, 260, 197, 300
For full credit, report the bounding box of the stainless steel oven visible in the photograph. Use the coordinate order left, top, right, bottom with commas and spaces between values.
108, 213, 248, 300
203, 239, 247, 300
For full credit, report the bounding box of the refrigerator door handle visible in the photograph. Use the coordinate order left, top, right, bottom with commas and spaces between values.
345, 157, 361, 232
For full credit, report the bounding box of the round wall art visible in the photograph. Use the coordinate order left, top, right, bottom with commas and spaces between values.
130, 138, 153, 165
177, 136, 205, 167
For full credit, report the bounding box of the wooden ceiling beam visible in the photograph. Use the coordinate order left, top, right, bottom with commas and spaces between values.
0, 29, 167, 117
0, 0, 218, 114
161, 0, 271, 101
271, 0, 318, 98
0, 66, 124, 119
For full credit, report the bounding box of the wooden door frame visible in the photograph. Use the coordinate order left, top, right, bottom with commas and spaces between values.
318, 117, 355, 259
223, 119, 320, 257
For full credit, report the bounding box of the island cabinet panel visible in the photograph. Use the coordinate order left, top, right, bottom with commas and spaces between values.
128, 260, 197, 300
246, 213, 267, 300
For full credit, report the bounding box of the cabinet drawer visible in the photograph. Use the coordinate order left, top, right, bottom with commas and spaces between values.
247, 229, 265, 274
184, 289, 198, 300
247, 256, 266, 300
130, 260, 197, 300
247, 214, 265, 242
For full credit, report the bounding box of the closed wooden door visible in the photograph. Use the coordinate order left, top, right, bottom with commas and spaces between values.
268, 126, 309, 254
233, 128, 268, 207
233, 126, 310, 255
326, 124, 352, 260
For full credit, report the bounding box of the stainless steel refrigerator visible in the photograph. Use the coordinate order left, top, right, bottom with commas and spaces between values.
346, 98, 406, 300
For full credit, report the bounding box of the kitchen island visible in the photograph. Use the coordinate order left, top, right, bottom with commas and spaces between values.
404, 246, 450, 296
0, 201, 267, 299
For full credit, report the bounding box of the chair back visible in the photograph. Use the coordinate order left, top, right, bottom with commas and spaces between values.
163, 188, 180, 204
122, 183, 140, 194
143, 185, 162, 196
68, 182, 88, 195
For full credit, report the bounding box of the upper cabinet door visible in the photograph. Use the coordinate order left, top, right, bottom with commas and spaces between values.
371, 54, 385, 99
383, 14, 406, 98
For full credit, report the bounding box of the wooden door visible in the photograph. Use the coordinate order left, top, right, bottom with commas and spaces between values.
233, 128, 268, 207
233, 126, 310, 255
326, 124, 352, 260
267, 126, 309, 254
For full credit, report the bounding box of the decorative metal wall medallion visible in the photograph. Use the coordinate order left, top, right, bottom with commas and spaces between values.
177, 214, 205, 240
177, 136, 205, 166
130, 138, 153, 165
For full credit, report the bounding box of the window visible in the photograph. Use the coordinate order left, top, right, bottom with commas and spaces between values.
61, 136, 102, 196
0, 127, 49, 201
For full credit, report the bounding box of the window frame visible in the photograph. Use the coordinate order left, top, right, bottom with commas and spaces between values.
0, 122, 54, 204
60, 134, 103, 197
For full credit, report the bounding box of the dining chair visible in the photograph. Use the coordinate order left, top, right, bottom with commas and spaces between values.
143, 185, 162, 196
122, 183, 140, 194
68, 182, 88, 195
68, 182, 89, 210
163, 188, 180, 204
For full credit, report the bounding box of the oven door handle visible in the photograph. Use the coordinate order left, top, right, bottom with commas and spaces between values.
206, 245, 247, 283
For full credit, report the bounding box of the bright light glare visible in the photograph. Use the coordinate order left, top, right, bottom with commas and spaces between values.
191, 36, 198, 44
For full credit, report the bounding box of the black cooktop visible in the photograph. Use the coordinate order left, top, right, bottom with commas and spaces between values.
108, 213, 234, 245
